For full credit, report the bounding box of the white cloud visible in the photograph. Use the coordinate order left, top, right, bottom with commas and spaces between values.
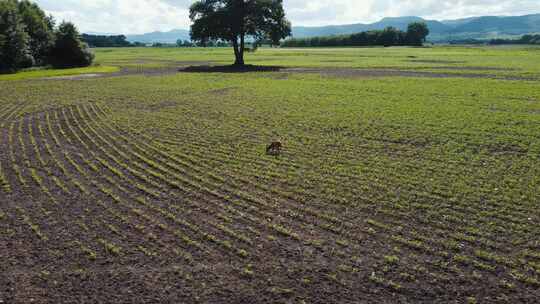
31, 0, 540, 34
35, 0, 190, 34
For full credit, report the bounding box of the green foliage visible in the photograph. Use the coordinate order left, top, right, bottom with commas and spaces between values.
283, 22, 428, 47
377, 26, 402, 46
49, 22, 94, 68
82, 34, 131, 48
189, 0, 291, 65
406, 22, 430, 46
0, 0, 33, 72
176, 39, 194, 47
16, 0, 55, 64
490, 34, 540, 45
0, 65, 117, 81
0, 0, 91, 72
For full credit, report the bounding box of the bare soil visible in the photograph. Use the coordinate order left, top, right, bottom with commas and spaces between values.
408, 59, 466, 64
1, 104, 539, 303
38, 63, 536, 81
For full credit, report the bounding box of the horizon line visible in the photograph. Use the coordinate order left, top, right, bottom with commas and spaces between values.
83, 12, 540, 36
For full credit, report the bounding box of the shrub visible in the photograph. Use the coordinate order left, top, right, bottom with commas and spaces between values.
49, 22, 94, 68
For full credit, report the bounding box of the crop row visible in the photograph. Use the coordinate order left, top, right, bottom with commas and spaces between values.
4, 101, 538, 294
78, 104, 402, 283
87, 105, 516, 286
151, 122, 537, 247
6, 113, 161, 262
55, 106, 255, 260
0, 103, 25, 128
9, 116, 115, 262
155, 125, 537, 223
81, 104, 353, 249
68, 106, 257, 251
172, 136, 534, 252
90, 104, 536, 288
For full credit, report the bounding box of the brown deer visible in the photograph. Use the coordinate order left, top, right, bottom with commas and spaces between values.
266, 141, 282, 155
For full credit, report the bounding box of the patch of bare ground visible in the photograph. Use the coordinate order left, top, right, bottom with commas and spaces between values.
39, 61, 214, 80
208, 87, 238, 95
38, 67, 181, 80
283, 67, 536, 80
179, 65, 537, 81
408, 59, 466, 64
37, 63, 536, 81
132, 59, 215, 66
417, 66, 516, 71
180, 64, 283, 73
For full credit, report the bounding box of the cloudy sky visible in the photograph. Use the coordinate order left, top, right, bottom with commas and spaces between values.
32, 0, 540, 34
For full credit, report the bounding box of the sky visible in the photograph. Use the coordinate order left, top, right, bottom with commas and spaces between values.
32, 0, 540, 34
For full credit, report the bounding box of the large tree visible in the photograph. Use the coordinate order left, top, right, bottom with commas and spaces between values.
0, 0, 33, 72
407, 22, 430, 46
189, 0, 291, 65
17, 0, 55, 65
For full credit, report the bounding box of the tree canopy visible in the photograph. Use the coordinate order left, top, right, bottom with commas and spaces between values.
189, 0, 291, 65
49, 22, 94, 68
490, 34, 540, 45
0, 0, 93, 73
0, 0, 33, 71
17, 0, 54, 64
82, 34, 131, 48
406, 22, 430, 46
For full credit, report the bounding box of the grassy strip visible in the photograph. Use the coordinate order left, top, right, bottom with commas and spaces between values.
0, 66, 119, 81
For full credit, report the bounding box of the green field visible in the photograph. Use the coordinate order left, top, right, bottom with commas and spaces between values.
1, 46, 539, 303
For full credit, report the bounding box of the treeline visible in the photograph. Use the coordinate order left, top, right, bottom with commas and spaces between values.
82, 34, 132, 47
80, 38, 232, 48
490, 34, 540, 45
445, 35, 540, 45
176, 39, 231, 47
447, 39, 485, 45
0, 0, 93, 73
282, 22, 430, 47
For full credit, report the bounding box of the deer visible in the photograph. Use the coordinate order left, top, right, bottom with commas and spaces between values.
266, 141, 282, 156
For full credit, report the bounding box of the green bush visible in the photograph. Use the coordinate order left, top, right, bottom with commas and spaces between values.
49, 22, 94, 68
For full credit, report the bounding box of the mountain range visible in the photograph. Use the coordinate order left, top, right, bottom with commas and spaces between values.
126, 29, 190, 44
122, 13, 540, 43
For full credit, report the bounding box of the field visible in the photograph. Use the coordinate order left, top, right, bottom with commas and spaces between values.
1, 46, 540, 303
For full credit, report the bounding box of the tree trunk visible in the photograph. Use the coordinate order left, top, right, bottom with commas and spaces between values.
235, 0, 246, 66
238, 33, 245, 65
232, 37, 240, 64
232, 36, 244, 66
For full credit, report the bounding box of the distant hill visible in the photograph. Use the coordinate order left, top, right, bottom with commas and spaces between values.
118, 13, 540, 43
293, 14, 540, 42
447, 14, 540, 35
126, 29, 190, 44
292, 16, 452, 38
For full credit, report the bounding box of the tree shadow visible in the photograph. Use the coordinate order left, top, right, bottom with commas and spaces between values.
179, 64, 285, 73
